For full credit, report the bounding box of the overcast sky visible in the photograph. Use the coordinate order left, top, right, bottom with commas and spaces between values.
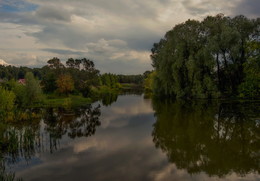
0, 0, 259, 74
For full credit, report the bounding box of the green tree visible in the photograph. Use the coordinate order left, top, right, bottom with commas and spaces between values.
144, 71, 156, 93
0, 88, 15, 112
0, 87, 15, 119
66, 58, 76, 68
47, 57, 65, 69
82, 58, 95, 72
12, 81, 27, 107
101, 73, 111, 87
42, 72, 57, 93
25, 72, 42, 105
238, 41, 260, 98
151, 14, 259, 99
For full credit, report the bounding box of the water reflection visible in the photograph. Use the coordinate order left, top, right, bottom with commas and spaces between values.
43, 105, 101, 140
101, 93, 118, 106
0, 104, 101, 180
152, 99, 260, 177
0, 95, 259, 181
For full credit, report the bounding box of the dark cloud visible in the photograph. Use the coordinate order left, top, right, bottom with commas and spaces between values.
2, 0, 258, 74
233, 0, 260, 17
124, 29, 161, 51
181, 0, 260, 18
182, 0, 210, 16
0, 12, 21, 23
0, 11, 45, 25
27, 25, 92, 49
95, 58, 152, 74
41, 48, 86, 55
35, 6, 72, 22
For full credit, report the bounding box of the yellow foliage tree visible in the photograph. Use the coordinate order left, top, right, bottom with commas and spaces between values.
56, 74, 74, 95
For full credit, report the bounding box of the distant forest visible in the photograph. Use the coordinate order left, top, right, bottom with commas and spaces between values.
0, 57, 146, 96
148, 14, 259, 99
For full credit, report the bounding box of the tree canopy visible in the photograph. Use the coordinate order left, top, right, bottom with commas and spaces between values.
150, 14, 260, 99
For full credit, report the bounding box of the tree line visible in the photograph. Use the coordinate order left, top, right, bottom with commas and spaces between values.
149, 14, 259, 99
0, 58, 146, 93
0, 57, 147, 118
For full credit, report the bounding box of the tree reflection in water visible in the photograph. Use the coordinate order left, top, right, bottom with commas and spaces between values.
101, 93, 118, 106
152, 100, 260, 177
0, 104, 101, 180
43, 105, 101, 152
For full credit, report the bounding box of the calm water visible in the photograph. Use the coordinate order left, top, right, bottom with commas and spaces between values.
1, 94, 259, 181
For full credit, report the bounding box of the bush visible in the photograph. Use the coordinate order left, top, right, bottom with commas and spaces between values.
0, 88, 16, 120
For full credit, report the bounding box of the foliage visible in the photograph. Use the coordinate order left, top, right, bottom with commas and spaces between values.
0, 65, 31, 80
144, 71, 156, 93
47, 57, 65, 69
41, 72, 57, 93
238, 41, 260, 98
43, 95, 91, 108
151, 14, 259, 99
56, 74, 74, 95
11, 81, 27, 107
0, 87, 15, 119
117, 74, 144, 84
100, 73, 119, 88
25, 72, 43, 105
0, 56, 146, 101
0, 56, 149, 110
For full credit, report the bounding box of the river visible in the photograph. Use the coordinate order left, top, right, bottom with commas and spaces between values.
1, 94, 259, 181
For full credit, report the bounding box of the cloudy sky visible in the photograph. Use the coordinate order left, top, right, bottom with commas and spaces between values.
0, 0, 259, 74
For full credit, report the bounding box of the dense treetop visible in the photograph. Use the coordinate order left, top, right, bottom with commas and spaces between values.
150, 14, 259, 99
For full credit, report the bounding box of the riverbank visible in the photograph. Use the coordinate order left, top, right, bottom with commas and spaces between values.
26, 84, 143, 108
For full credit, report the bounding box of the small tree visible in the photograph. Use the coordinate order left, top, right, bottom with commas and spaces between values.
25, 72, 42, 105
0, 88, 15, 111
56, 74, 74, 95
0, 87, 16, 119
144, 71, 156, 93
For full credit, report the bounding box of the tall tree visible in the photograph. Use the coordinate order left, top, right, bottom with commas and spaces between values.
151, 14, 259, 99
0, 87, 15, 116
47, 57, 65, 69
66, 58, 76, 68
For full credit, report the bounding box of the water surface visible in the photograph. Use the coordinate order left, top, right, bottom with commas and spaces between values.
1, 94, 259, 181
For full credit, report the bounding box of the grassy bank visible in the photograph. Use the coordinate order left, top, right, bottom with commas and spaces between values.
43, 94, 92, 108
121, 83, 143, 90
42, 85, 121, 108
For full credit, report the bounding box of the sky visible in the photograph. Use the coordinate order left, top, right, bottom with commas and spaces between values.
0, 0, 259, 74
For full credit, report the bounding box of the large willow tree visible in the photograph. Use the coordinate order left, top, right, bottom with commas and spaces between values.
151, 14, 259, 99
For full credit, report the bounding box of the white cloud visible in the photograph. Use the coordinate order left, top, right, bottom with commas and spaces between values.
0, 59, 10, 65
0, 0, 258, 73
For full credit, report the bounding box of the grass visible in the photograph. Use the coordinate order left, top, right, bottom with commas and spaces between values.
121, 83, 143, 89
43, 94, 92, 108
16, 84, 142, 109
96, 86, 120, 94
